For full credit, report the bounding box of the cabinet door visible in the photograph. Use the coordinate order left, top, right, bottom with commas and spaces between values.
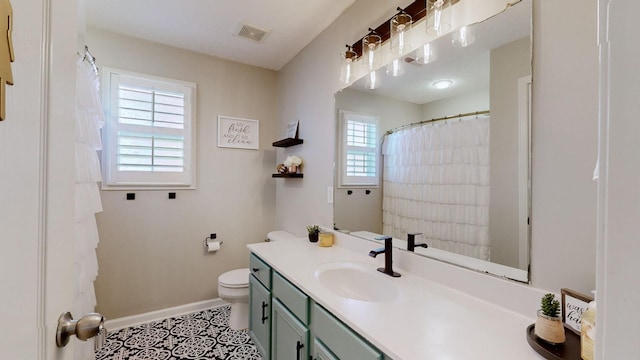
272, 299, 309, 360
311, 303, 383, 360
249, 275, 271, 359
311, 338, 339, 360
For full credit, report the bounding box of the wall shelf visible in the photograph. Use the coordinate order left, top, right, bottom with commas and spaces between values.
272, 173, 304, 178
272, 138, 303, 147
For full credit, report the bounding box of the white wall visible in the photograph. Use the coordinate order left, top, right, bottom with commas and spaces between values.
529, 1, 598, 293
88, 28, 278, 319
596, 1, 640, 357
421, 88, 490, 120
277, 0, 598, 295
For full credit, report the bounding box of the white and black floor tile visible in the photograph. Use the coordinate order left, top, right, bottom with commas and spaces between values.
95, 305, 262, 360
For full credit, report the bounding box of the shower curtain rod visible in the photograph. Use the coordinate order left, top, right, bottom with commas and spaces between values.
82, 45, 98, 75
385, 110, 490, 135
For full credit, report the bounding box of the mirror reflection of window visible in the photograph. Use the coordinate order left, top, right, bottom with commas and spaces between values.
338, 110, 379, 187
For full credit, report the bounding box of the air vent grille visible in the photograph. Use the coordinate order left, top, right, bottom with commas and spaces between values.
236, 23, 270, 43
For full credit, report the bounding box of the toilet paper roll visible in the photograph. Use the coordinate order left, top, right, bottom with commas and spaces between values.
206, 239, 221, 252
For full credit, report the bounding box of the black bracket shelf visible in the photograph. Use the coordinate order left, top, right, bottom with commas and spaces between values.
272, 138, 303, 147
272, 173, 304, 178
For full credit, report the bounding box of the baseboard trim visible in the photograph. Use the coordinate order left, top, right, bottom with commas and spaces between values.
104, 298, 228, 331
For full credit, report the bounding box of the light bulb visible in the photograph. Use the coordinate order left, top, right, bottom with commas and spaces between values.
426, 0, 451, 35
391, 12, 412, 55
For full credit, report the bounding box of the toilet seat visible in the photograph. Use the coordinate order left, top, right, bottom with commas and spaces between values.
219, 268, 250, 288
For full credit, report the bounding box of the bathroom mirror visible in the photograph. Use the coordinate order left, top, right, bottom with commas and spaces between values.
334, 0, 532, 282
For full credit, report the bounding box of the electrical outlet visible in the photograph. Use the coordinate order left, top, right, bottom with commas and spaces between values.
327, 186, 333, 204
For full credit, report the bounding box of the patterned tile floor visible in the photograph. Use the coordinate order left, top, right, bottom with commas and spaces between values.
95, 305, 262, 360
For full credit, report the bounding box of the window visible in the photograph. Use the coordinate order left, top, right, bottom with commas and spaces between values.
338, 110, 379, 187
101, 68, 196, 189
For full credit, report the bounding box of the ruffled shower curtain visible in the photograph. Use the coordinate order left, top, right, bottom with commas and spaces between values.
74, 57, 104, 360
381, 117, 491, 260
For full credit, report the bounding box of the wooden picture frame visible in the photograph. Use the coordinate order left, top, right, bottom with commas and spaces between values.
217, 115, 259, 150
561, 288, 593, 334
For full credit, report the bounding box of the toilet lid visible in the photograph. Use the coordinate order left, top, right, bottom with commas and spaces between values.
219, 268, 250, 288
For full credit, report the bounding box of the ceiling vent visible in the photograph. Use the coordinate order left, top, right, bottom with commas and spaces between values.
236, 23, 270, 43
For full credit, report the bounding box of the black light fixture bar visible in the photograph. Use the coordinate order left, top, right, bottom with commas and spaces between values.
350, 0, 459, 58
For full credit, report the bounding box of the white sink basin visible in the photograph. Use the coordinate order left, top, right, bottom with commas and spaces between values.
313, 262, 418, 303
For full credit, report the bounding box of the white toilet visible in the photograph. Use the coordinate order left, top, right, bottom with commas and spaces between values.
218, 268, 250, 330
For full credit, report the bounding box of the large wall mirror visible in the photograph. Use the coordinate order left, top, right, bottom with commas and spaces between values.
334, 0, 532, 282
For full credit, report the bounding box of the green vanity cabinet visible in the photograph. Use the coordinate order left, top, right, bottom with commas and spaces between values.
250, 253, 272, 289
271, 271, 310, 360
249, 254, 272, 359
249, 275, 271, 359
271, 299, 310, 360
310, 303, 383, 360
311, 338, 339, 360
248, 253, 386, 360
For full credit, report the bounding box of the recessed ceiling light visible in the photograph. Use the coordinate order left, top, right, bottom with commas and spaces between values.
432, 79, 453, 89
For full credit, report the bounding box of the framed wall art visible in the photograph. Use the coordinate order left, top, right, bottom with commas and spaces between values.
217, 115, 259, 150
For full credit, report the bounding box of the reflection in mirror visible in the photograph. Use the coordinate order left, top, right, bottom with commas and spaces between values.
334, 0, 531, 282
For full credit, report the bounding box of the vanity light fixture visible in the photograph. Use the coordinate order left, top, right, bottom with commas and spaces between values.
415, 43, 437, 64
339, 45, 358, 83
390, 7, 413, 55
432, 79, 453, 89
362, 29, 382, 70
451, 26, 476, 47
365, 71, 380, 90
426, 0, 452, 36
386, 58, 405, 77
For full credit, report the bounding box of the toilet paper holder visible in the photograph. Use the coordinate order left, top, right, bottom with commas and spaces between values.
203, 234, 223, 248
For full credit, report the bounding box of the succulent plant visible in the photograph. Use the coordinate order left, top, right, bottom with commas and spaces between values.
540, 293, 561, 318
306, 225, 320, 234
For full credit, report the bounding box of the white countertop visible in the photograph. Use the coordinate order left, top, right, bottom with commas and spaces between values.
248, 231, 544, 360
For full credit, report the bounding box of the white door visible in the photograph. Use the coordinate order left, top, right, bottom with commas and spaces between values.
0, 0, 78, 358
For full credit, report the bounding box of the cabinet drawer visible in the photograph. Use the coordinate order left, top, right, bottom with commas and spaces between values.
311, 303, 382, 360
250, 253, 272, 289
272, 272, 309, 325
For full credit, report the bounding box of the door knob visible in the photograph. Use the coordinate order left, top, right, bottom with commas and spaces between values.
56, 311, 106, 349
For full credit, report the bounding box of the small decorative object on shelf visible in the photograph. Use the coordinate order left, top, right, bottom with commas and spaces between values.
277, 163, 288, 174
284, 155, 303, 174
535, 293, 566, 345
306, 225, 320, 243
272, 120, 303, 147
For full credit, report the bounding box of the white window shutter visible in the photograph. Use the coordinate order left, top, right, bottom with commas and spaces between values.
102, 68, 196, 189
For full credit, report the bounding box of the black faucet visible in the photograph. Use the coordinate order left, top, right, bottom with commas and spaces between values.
407, 232, 428, 252
368, 236, 401, 277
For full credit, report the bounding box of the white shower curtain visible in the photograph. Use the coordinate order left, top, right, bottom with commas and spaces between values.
74, 56, 104, 360
382, 117, 490, 260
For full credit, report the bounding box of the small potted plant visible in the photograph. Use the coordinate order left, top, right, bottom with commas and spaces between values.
534, 293, 566, 344
306, 225, 320, 243
284, 155, 303, 174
